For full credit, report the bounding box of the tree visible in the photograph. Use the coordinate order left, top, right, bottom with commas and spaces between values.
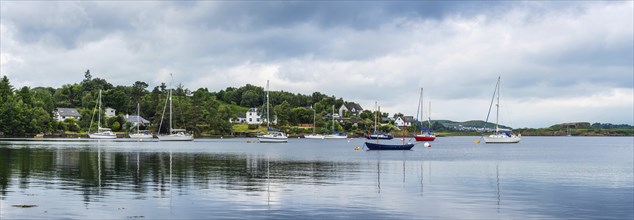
131, 81, 149, 103
273, 101, 291, 126
0, 76, 13, 102
240, 90, 260, 107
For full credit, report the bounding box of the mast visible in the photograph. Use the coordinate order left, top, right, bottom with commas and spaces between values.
312, 105, 316, 134
266, 80, 270, 131
97, 90, 102, 129
420, 88, 424, 134
137, 103, 140, 134
169, 73, 173, 133
495, 77, 500, 133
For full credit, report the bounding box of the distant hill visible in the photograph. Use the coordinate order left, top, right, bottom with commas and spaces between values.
432, 120, 512, 131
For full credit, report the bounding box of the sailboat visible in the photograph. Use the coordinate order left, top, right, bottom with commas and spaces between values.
364, 102, 413, 150
257, 80, 288, 143
304, 105, 325, 139
414, 88, 436, 141
365, 103, 394, 140
129, 103, 153, 139
157, 74, 194, 141
89, 90, 117, 139
482, 76, 520, 143
325, 105, 347, 139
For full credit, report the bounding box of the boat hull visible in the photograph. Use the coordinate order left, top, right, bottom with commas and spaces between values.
89, 133, 117, 139
414, 135, 436, 141
365, 142, 414, 150
258, 136, 288, 143
324, 134, 347, 139
129, 134, 154, 139
483, 135, 520, 143
304, 134, 325, 139
158, 134, 194, 141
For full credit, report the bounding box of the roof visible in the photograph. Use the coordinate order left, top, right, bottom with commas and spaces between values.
402, 116, 415, 123
343, 103, 363, 111
124, 115, 150, 124
56, 108, 81, 117
237, 114, 247, 118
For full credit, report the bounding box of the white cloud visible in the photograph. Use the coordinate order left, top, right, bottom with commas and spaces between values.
0, 1, 632, 128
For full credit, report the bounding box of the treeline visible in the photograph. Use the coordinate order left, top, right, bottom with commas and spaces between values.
0, 70, 398, 136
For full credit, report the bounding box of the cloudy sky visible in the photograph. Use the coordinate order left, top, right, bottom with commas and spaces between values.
1, 1, 632, 128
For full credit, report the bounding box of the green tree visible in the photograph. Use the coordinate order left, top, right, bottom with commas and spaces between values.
240, 90, 260, 107
273, 101, 291, 126
112, 121, 121, 132
0, 76, 13, 103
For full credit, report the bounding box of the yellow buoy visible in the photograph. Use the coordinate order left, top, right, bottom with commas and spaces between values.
474, 139, 480, 144
354, 147, 361, 150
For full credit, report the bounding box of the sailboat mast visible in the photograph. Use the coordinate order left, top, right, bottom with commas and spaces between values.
420, 88, 424, 133
169, 73, 173, 133
266, 80, 270, 130
137, 103, 140, 133
495, 76, 500, 133
312, 105, 316, 134
97, 90, 102, 129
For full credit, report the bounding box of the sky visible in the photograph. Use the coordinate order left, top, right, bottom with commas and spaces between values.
1, 1, 632, 128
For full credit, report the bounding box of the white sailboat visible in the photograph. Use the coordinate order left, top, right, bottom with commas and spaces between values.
257, 80, 288, 143
158, 74, 194, 141
304, 105, 324, 139
129, 103, 153, 139
325, 105, 347, 139
89, 90, 117, 139
483, 76, 520, 144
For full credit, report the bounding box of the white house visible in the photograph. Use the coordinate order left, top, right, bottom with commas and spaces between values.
230, 108, 278, 125
246, 108, 262, 124
54, 108, 81, 121
105, 107, 116, 118
394, 116, 415, 127
339, 102, 363, 117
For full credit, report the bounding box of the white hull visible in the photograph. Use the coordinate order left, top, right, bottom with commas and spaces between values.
129, 133, 154, 139
324, 134, 347, 139
258, 133, 288, 143
158, 134, 194, 141
483, 134, 520, 143
89, 133, 117, 139
304, 134, 325, 139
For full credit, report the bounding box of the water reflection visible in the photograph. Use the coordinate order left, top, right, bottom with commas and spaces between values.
0, 145, 360, 200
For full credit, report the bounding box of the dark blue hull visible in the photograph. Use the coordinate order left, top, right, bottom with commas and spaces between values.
365, 142, 414, 150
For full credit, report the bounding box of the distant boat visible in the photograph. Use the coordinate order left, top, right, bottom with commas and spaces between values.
258, 80, 288, 143
366, 102, 393, 140
482, 76, 520, 144
89, 90, 117, 139
414, 88, 436, 142
157, 74, 194, 141
325, 105, 347, 139
365, 142, 414, 150
305, 105, 325, 139
129, 103, 153, 139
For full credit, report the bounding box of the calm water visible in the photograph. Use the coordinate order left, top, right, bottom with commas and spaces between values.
0, 136, 632, 219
